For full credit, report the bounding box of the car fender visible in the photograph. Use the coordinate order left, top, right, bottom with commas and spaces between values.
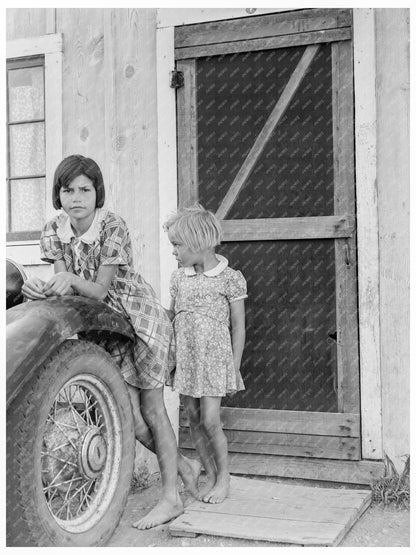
6, 296, 135, 408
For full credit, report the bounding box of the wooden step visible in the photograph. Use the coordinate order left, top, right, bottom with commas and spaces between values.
169, 476, 371, 546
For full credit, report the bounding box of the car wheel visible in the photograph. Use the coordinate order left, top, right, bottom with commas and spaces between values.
7, 339, 135, 546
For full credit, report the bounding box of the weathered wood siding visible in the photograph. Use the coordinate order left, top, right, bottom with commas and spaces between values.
7, 7, 161, 294
6, 7, 162, 473
6, 8, 410, 473
6, 7, 50, 39
375, 9, 410, 471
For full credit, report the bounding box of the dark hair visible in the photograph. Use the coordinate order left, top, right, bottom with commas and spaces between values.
52, 155, 105, 209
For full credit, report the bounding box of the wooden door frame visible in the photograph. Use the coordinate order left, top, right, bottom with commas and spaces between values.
175, 11, 361, 463
156, 8, 383, 464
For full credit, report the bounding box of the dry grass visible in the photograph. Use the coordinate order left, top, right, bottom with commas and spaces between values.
129, 464, 153, 493
371, 454, 410, 509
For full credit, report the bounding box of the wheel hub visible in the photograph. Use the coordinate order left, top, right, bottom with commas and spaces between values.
79, 428, 107, 479
42, 407, 107, 487
38, 374, 125, 531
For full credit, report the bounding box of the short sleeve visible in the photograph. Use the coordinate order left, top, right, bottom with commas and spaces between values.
40, 220, 64, 263
100, 216, 131, 266
226, 269, 248, 303
169, 270, 180, 300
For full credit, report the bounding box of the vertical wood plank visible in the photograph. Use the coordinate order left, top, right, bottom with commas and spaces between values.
374, 8, 409, 470
103, 8, 117, 218
157, 25, 178, 306
6, 8, 48, 40
46, 8, 56, 34
176, 59, 199, 208
102, 8, 164, 474
332, 42, 344, 412
44, 49, 63, 222
156, 24, 181, 437
59, 8, 106, 174
103, 9, 161, 286
353, 8, 383, 459
332, 40, 360, 415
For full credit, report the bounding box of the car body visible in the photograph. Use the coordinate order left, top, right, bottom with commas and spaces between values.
6, 295, 135, 408
6, 259, 136, 547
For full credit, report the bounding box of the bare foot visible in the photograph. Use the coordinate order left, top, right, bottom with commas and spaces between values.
197, 473, 216, 501
178, 456, 202, 498
202, 476, 230, 504
132, 497, 184, 530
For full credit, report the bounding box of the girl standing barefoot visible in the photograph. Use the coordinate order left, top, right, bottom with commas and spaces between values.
165, 204, 247, 503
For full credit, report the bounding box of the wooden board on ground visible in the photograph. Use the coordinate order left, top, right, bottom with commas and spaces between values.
169, 475, 371, 546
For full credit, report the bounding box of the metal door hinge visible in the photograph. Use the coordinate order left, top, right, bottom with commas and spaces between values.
170, 70, 184, 88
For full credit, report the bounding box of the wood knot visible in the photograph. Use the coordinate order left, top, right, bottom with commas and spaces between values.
80, 127, 89, 142
115, 135, 126, 150
125, 65, 135, 78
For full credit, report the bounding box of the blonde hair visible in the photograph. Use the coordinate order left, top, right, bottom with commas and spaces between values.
164, 203, 222, 252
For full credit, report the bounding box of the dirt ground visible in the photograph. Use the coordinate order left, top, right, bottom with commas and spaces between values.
107, 475, 410, 548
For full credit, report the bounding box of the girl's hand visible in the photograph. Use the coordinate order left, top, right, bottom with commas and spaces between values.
21, 277, 47, 300
165, 307, 175, 321
233, 356, 242, 373
42, 272, 75, 297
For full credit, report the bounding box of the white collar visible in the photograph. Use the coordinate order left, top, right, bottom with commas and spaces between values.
184, 254, 228, 277
57, 208, 106, 244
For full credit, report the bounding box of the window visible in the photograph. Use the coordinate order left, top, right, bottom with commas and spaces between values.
7, 57, 46, 240
6, 33, 62, 248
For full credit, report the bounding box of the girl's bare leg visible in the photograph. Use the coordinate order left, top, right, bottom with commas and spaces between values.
181, 395, 217, 500
200, 396, 230, 504
129, 387, 182, 529
127, 384, 201, 498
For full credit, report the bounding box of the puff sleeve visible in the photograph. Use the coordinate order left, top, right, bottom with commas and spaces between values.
225, 269, 248, 303
40, 220, 64, 263
100, 216, 131, 266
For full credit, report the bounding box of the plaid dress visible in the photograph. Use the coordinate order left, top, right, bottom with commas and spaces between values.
40, 208, 175, 389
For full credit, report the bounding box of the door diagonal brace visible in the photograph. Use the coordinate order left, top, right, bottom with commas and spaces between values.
216, 43, 320, 220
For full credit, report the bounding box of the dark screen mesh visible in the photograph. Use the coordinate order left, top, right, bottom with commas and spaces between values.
218, 240, 338, 412
197, 44, 334, 218
195, 44, 338, 412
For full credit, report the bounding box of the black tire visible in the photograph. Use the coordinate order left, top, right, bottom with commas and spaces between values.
6, 339, 135, 546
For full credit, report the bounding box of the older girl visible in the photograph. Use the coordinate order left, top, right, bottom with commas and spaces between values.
22, 155, 200, 529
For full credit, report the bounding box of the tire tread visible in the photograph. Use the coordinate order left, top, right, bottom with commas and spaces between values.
7, 339, 135, 547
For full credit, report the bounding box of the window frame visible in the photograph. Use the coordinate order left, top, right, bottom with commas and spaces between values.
6, 33, 62, 246
7, 56, 46, 240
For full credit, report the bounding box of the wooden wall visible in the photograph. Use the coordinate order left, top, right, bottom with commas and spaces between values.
375, 9, 410, 472
6, 7, 50, 38
6, 8, 410, 473
7, 8, 161, 295
6, 7, 162, 473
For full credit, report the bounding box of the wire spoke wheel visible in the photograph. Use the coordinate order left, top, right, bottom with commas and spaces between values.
7, 340, 135, 547
41, 376, 122, 532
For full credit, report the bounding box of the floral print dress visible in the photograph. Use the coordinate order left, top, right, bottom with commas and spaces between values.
40, 208, 175, 389
170, 255, 247, 397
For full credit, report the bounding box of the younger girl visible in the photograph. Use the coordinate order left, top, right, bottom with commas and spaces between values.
21, 155, 200, 529
165, 204, 247, 503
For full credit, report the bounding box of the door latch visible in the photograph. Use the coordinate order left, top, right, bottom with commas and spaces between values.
344, 238, 351, 268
